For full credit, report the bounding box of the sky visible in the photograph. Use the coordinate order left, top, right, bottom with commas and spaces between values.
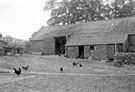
0, 0, 50, 40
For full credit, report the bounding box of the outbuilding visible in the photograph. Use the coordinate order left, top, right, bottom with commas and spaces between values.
30, 17, 135, 60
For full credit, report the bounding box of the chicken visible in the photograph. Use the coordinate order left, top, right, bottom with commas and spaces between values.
79, 64, 82, 67
13, 68, 21, 76
72, 62, 78, 66
58, 54, 61, 57
22, 65, 29, 71
64, 55, 69, 58
60, 67, 63, 72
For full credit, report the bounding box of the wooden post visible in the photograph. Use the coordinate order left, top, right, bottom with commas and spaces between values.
123, 42, 125, 52
115, 43, 117, 55
53, 37, 56, 55
40, 41, 43, 52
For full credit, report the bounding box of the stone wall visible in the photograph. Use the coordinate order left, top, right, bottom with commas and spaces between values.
30, 41, 43, 53
30, 37, 54, 55
42, 38, 54, 55
66, 45, 108, 60
93, 45, 108, 60
66, 46, 78, 58
84, 46, 90, 59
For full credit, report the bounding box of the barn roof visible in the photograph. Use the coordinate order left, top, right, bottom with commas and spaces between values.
65, 34, 128, 46
110, 19, 135, 34
30, 17, 135, 43
30, 23, 81, 41
66, 17, 135, 46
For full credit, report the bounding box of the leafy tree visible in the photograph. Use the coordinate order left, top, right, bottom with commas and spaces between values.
44, 0, 58, 10
102, 3, 113, 19
44, 0, 135, 26
111, 0, 135, 18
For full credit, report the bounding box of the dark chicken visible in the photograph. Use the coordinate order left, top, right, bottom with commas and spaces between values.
13, 68, 21, 76
72, 62, 78, 66
22, 65, 29, 71
79, 64, 82, 67
60, 67, 63, 72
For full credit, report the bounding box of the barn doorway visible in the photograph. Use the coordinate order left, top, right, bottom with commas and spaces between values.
107, 44, 115, 59
78, 46, 84, 58
54, 36, 66, 55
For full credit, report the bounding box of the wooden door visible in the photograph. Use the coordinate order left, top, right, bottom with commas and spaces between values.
107, 44, 115, 59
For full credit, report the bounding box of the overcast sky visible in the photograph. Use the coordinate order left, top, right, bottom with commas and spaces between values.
0, 0, 50, 40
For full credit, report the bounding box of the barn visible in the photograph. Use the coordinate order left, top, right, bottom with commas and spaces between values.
29, 24, 80, 55
30, 17, 135, 60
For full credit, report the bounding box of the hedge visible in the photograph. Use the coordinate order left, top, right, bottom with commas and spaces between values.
113, 53, 135, 67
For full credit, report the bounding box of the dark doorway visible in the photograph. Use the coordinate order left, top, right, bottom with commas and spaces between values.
55, 36, 66, 55
78, 46, 84, 58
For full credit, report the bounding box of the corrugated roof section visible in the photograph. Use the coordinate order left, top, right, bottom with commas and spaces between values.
65, 34, 128, 46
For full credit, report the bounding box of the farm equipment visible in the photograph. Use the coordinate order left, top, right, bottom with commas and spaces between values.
2, 46, 24, 56
0, 36, 25, 56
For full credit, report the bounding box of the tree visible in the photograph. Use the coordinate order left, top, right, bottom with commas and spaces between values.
44, 0, 135, 26
110, 0, 135, 18
101, 3, 113, 19
44, 0, 58, 10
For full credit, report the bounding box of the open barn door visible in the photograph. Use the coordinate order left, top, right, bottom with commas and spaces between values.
54, 36, 66, 55
78, 46, 84, 59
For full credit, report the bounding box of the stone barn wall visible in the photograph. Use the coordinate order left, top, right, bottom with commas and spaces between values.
65, 46, 78, 58
66, 45, 108, 60
42, 37, 54, 55
30, 40, 43, 53
128, 34, 135, 52
92, 45, 108, 60
84, 46, 90, 59
65, 44, 125, 60
30, 37, 55, 55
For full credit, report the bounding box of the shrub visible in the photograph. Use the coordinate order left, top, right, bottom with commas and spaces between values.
113, 53, 135, 67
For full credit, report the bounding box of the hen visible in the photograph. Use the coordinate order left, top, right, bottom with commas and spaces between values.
79, 64, 82, 67
22, 65, 29, 71
13, 68, 21, 76
60, 67, 63, 72
72, 62, 78, 66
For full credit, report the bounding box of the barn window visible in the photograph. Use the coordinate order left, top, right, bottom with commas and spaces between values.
90, 45, 94, 50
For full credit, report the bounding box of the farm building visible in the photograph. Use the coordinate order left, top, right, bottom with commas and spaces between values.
30, 17, 135, 60
0, 33, 7, 48
29, 24, 80, 55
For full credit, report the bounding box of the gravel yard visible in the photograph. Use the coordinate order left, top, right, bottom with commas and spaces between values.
0, 54, 135, 92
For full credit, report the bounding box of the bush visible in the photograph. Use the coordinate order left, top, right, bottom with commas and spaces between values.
113, 53, 135, 67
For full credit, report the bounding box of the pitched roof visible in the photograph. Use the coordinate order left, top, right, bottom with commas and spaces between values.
30, 24, 81, 40
65, 34, 128, 46
110, 18, 135, 34
30, 17, 135, 41
66, 17, 135, 46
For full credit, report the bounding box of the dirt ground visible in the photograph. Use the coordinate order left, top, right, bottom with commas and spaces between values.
0, 54, 135, 92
